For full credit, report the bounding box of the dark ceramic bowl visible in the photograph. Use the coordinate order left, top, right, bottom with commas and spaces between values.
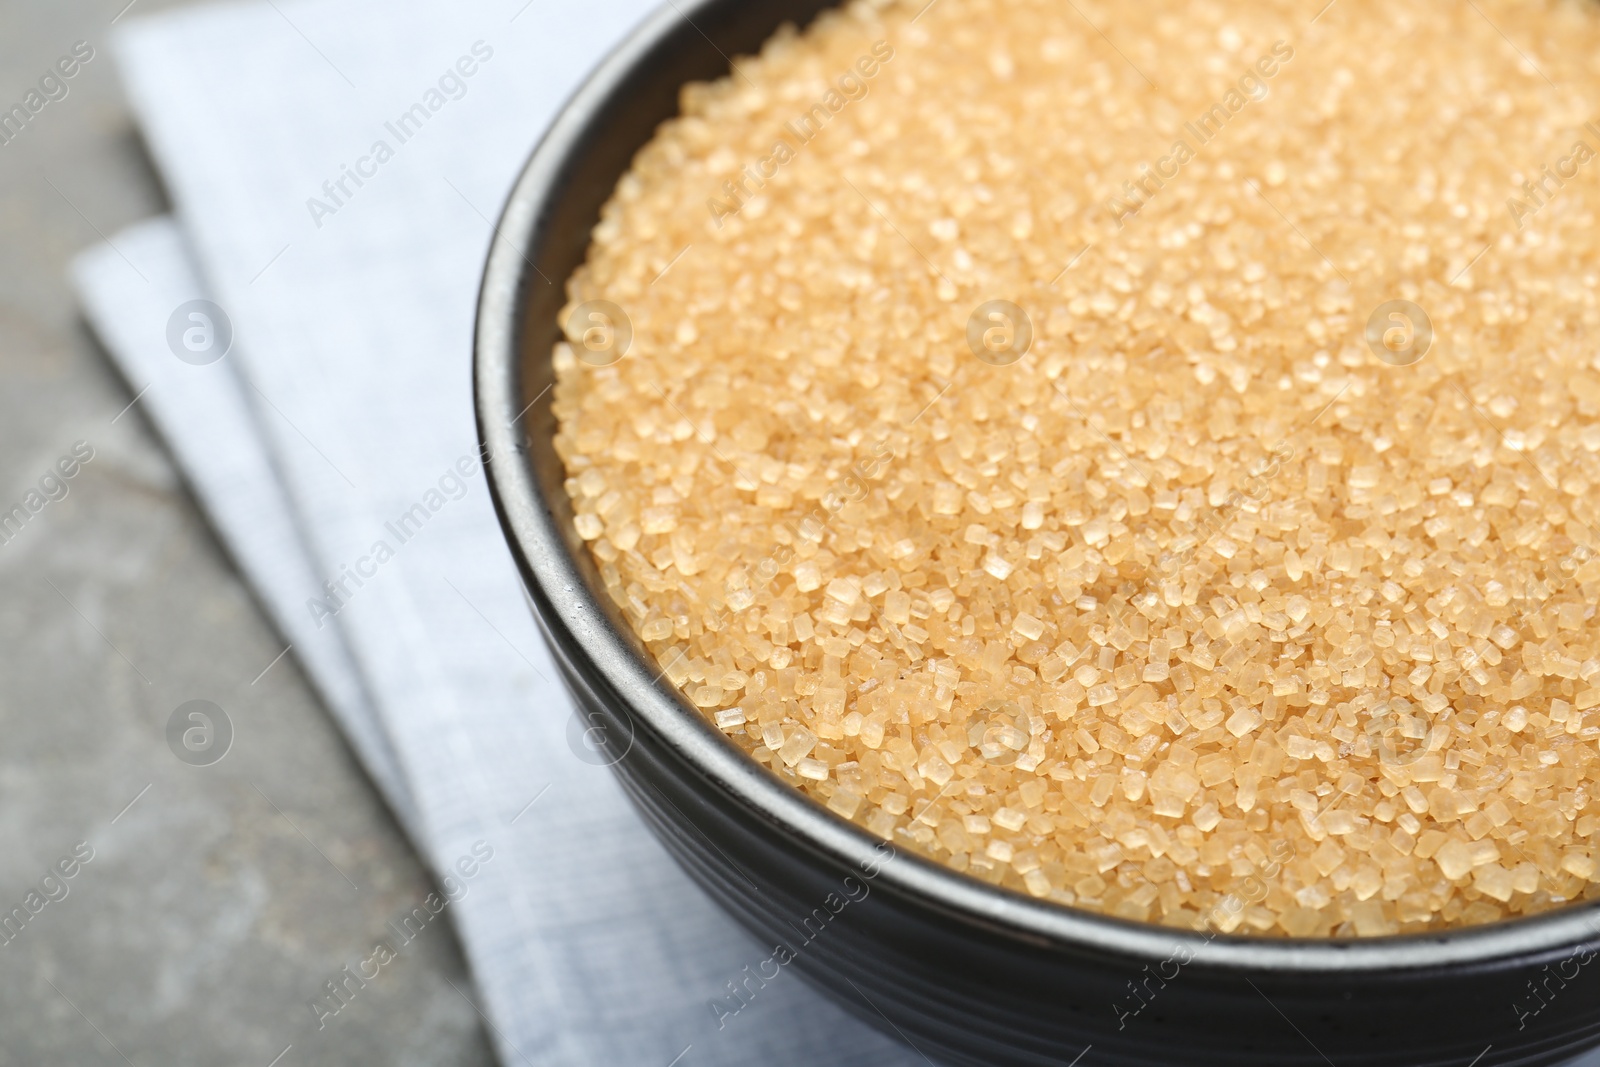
473, 2, 1600, 1063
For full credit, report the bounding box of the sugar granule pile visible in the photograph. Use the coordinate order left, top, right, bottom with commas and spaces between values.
551, 0, 1600, 936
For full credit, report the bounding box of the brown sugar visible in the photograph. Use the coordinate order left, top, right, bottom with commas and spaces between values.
552, 0, 1600, 935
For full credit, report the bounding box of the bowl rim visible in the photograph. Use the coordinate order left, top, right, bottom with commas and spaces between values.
473, 0, 1600, 974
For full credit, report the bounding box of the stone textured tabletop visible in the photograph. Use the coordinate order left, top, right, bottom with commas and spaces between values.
0, 1, 494, 1063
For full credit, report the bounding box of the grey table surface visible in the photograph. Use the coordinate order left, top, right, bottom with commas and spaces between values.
0, 1, 495, 1063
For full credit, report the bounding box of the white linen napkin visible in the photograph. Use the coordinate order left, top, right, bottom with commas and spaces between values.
74, 217, 419, 831
70, 0, 920, 1064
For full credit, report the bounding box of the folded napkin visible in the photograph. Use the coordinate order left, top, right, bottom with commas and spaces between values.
71, 0, 920, 1063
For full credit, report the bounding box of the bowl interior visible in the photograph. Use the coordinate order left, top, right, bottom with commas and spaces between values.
474, 0, 1600, 974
